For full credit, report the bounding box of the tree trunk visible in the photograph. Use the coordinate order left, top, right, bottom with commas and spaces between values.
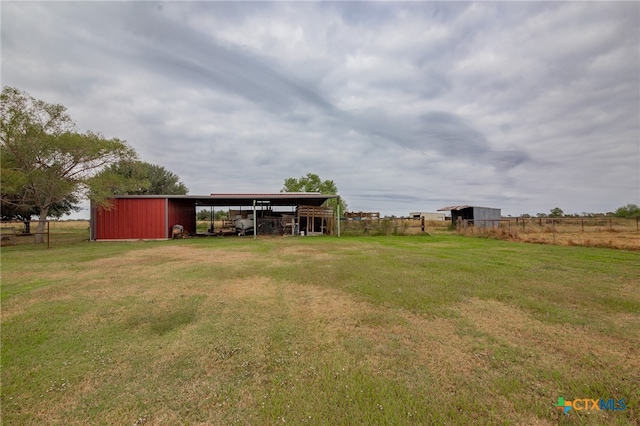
35, 210, 48, 244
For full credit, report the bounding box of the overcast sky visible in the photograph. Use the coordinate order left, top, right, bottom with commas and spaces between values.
2, 1, 639, 217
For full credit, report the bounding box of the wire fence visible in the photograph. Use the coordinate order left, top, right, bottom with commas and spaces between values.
456, 217, 640, 250
458, 217, 640, 232
0, 220, 91, 249
339, 218, 450, 236
3, 217, 638, 249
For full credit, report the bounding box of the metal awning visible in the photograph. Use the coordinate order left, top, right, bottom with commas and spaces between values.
437, 205, 471, 211
108, 193, 338, 207
438, 205, 499, 211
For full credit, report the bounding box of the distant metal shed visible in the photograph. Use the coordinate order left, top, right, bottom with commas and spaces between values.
437, 205, 501, 228
409, 212, 445, 221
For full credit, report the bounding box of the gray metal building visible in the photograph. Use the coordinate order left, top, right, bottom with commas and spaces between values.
437, 205, 501, 228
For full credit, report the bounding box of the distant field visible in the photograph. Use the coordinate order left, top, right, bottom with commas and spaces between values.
1, 234, 639, 425
459, 218, 640, 251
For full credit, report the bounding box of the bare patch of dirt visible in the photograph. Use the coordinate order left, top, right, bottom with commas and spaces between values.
88, 246, 257, 269
457, 298, 640, 371
212, 276, 275, 301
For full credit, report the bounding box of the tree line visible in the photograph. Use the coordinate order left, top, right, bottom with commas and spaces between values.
520, 205, 640, 219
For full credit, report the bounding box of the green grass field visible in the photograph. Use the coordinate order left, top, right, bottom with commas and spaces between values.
1, 232, 639, 425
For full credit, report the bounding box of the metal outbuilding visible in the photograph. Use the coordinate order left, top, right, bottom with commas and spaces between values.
90, 193, 339, 241
437, 205, 502, 228
409, 212, 445, 221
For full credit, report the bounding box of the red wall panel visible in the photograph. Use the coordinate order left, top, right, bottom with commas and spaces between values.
168, 199, 196, 236
94, 198, 167, 240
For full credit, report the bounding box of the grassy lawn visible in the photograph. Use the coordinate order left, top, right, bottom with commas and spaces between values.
1, 233, 639, 425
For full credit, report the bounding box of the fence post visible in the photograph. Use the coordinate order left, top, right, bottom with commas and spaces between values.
581, 218, 584, 232
552, 219, 556, 244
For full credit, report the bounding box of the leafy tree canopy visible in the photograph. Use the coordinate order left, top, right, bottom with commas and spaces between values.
549, 207, 564, 218
1, 86, 137, 241
614, 203, 640, 218
96, 160, 188, 196
197, 209, 227, 221
280, 172, 347, 214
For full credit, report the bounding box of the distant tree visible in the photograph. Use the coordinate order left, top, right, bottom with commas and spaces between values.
520, 214, 531, 218
1, 87, 136, 242
196, 209, 209, 221
196, 209, 227, 221
99, 160, 188, 195
549, 207, 564, 218
281, 173, 347, 215
614, 204, 640, 218
536, 213, 548, 218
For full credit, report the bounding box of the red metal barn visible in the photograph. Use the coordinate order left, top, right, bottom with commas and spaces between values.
91, 196, 196, 240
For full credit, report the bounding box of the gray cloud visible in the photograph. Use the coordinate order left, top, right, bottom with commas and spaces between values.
2, 1, 638, 217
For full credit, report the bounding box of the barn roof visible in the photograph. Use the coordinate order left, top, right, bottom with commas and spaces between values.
437, 205, 500, 211
109, 193, 338, 207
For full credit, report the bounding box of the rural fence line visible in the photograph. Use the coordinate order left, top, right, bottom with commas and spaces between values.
339, 218, 449, 236
459, 217, 639, 232
457, 217, 640, 249
3, 217, 638, 248
0, 220, 91, 249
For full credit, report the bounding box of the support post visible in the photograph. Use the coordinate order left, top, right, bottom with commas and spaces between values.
253, 199, 257, 239
337, 197, 341, 237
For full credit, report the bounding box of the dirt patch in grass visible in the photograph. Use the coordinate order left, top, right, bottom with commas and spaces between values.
457, 298, 639, 370
276, 245, 335, 260
88, 245, 257, 268
460, 227, 640, 250
213, 276, 275, 301
1, 245, 258, 320
254, 281, 486, 390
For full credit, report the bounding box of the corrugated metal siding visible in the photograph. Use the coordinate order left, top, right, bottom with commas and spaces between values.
472, 207, 502, 228
94, 198, 167, 240
168, 199, 196, 236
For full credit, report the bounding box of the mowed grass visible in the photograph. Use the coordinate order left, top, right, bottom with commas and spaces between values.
1, 233, 639, 425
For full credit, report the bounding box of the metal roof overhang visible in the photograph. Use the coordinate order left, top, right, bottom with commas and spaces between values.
438, 205, 499, 211
437, 205, 470, 211
109, 193, 338, 207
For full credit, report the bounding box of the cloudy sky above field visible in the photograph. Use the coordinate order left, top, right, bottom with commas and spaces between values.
2, 1, 639, 217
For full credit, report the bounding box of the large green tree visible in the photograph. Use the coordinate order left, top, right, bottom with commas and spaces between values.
98, 160, 188, 195
281, 172, 347, 215
614, 203, 640, 218
1, 87, 136, 242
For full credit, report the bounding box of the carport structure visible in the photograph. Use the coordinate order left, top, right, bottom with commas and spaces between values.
90, 193, 340, 241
